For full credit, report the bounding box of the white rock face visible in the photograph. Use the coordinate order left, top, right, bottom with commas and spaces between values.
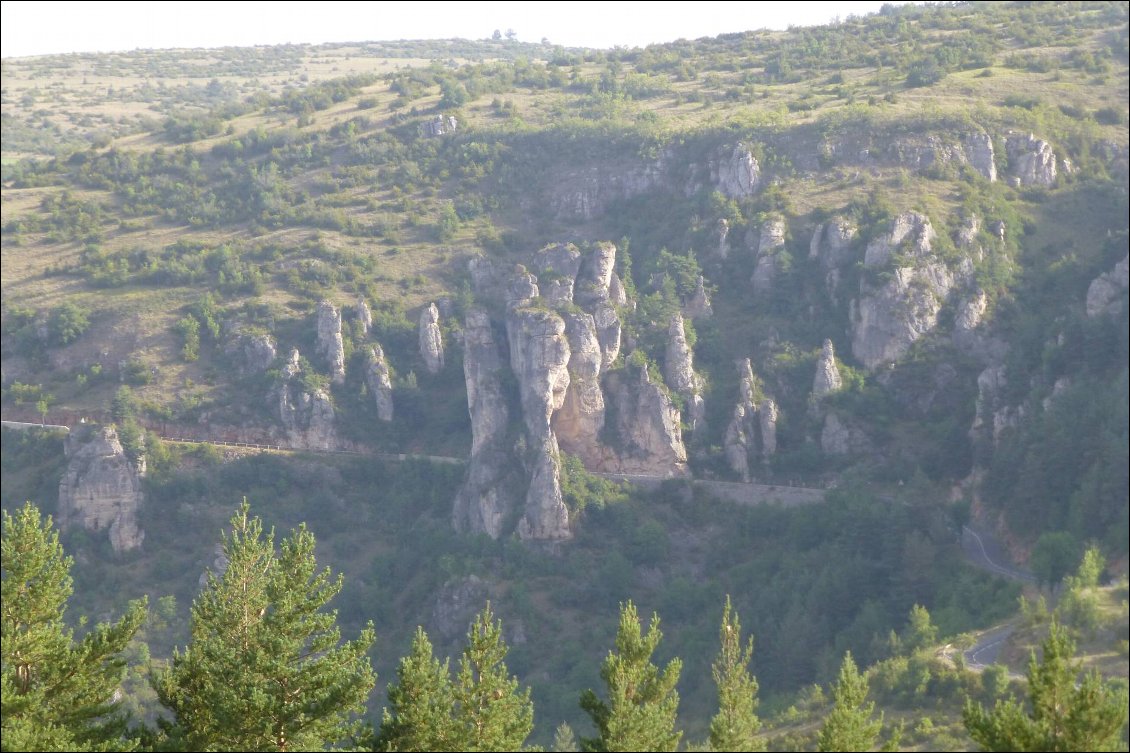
58, 425, 145, 553
724, 403, 752, 482
964, 131, 997, 182
316, 300, 346, 384
716, 218, 731, 258
664, 313, 704, 432
1005, 132, 1057, 186
554, 312, 606, 465
223, 324, 277, 375
955, 289, 989, 332
711, 143, 761, 198
419, 303, 445, 374
759, 398, 778, 457
1086, 254, 1129, 318
812, 339, 843, 398
970, 365, 1021, 445
852, 212, 955, 369
365, 344, 394, 422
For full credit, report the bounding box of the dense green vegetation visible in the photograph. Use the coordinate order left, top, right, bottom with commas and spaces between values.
2, 1, 1128, 749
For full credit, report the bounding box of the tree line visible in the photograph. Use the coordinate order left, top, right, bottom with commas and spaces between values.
3, 501, 1125, 752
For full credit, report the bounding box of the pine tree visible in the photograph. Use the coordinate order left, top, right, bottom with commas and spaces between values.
377, 626, 458, 752
817, 652, 882, 752
453, 602, 534, 751
1, 502, 146, 752
552, 721, 578, 752
963, 618, 1128, 751
153, 503, 375, 751
580, 601, 683, 752
708, 596, 763, 752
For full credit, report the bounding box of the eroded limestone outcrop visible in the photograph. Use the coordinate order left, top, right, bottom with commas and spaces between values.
723, 358, 777, 479
1005, 132, 1057, 187
601, 360, 688, 476
315, 300, 346, 385
812, 339, 843, 398
356, 297, 372, 336
810, 216, 858, 301
364, 344, 394, 422
553, 311, 606, 465
223, 324, 277, 375
664, 313, 704, 432
274, 348, 337, 450
710, 143, 761, 199
1085, 254, 1129, 318
752, 215, 787, 294
58, 424, 145, 553
419, 303, 445, 374
454, 310, 522, 539
851, 212, 955, 369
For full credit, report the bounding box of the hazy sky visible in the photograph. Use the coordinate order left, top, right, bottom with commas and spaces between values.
1, 1, 903, 58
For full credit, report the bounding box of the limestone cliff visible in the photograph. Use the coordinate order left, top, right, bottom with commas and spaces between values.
1005, 132, 1057, 187
223, 324, 277, 375
685, 275, 713, 319
664, 313, 704, 432
709, 143, 761, 199
812, 339, 843, 398
454, 310, 522, 539
553, 311, 606, 465
505, 305, 572, 541
851, 212, 955, 369
1085, 254, 1129, 318
315, 300, 346, 384
419, 302, 445, 374
601, 360, 688, 476
58, 424, 145, 553
809, 216, 857, 302
752, 214, 787, 294
364, 344, 394, 422
273, 348, 337, 450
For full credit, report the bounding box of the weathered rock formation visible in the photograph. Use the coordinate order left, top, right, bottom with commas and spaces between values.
223, 325, 277, 375
970, 365, 1022, 447
723, 358, 780, 478
364, 344, 394, 422
602, 360, 688, 476
58, 424, 145, 553
955, 289, 988, 333
710, 143, 761, 198
752, 215, 788, 294
821, 411, 869, 456
1005, 132, 1057, 187
356, 297, 372, 336
812, 339, 843, 398
810, 216, 858, 301
716, 218, 731, 258
419, 303, 445, 374
315, 300, 346, 384
274, 349, 337, 450
455, 242, 692, 540
505, 305, 572, 541
664, 313, 704, 432
553, 312, 605, 464
1085, 254, 1129, 318
454, 310, 522, 539
851, 212, 955, 369
685, 275, 713, 319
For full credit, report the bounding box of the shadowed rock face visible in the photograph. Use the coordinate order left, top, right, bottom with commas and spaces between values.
58, 424, 145, 553
454, 309, 521, 539
852, 212, 955, 370
752, 214, 787, 294
274, 348, 337, 451
1005, 132, 1057, 186
419, 302, 445, 374
601, 362, 688, 476
1086, 254, 1129, 318
316, 300, 346, 384
365, 344, 394, 422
